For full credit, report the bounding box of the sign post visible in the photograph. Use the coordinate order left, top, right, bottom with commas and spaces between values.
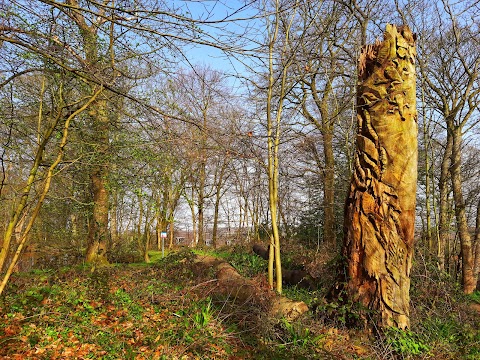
161, 231, 167, 258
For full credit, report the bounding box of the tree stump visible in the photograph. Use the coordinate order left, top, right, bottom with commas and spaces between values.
336, 24, 417, 329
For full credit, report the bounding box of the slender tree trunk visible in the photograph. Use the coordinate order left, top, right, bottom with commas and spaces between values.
301, 77, 336, 247
450, 127, 475, 294
156, 216, 161, 251
322, 129, 336, 246
136, 194, 144, 259
420, 90, 433, 254
196, 161, 206, 247
212, 190, 221, 248
437, 132, 453, 271
187, 188, 197, 247
336, 24, 418, 329
197, 196, 204, 247
168, 216, 174, 249
212, 162, 227, 248
0, 91, 99, 294
143, 215, 154, 263
0, 112, 59, 273
474, 197, 480, 289
110, 190, 119, 249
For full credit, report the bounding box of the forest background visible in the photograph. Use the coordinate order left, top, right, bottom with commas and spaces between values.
1, 0, 480, 357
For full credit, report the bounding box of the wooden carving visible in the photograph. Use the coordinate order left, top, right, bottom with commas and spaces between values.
342, 24, 417, 329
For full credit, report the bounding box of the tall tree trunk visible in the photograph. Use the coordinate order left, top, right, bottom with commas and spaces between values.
301, 77, 337, 247
85, 97, 110, 265
474, 197, 480, 289
68, 1, 112, 265
322, 129, 336, 246
197, 199, 205, 247
187, 187, 198, 247
437, 131, 453, 271
420, 89, 433, 255
110, 190, 119, 249
197, 163, 206, 247
143, 215, 154, 263
212, 189, 221, 248
336, 24, 418, 329
450, 127, 475, 294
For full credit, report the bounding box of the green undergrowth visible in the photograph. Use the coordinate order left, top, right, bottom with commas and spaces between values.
0, 246, 479, 359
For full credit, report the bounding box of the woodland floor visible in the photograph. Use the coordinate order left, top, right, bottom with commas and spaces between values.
0, 245, 479, 359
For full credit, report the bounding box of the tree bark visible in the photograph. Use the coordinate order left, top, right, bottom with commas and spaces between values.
86, 122, 109, 264
437, 131, 453, 271
474, 197, 480, 289
322, 129, 336, 246
300, 76, 337, 247
212, 159, 228, 248
337, 24, 417, 329
68, 1, 111, 265
450, 127, 475, 294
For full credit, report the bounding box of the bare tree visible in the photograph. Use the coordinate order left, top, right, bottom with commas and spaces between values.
416, 2, 480, 293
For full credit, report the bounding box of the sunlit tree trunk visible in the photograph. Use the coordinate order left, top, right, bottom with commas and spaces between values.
437, 132, 452, 271
450, 126, 475, 293
212, 161, 228, 248
474, 197, 480, 289
85, 98, 110, 265
302, 78, 337, 247
337, 24, 417, 329
110, 190, 119, 249
186, 186, 198, 247
265, 0, 293, 293
420, 85, 433, 255
67, 1, 112, 265
322, 129, 336, 245
0, 89, 100, 295
143, 215, 154, 263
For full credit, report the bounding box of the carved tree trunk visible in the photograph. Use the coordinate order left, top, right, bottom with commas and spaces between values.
340, 24, 417, 329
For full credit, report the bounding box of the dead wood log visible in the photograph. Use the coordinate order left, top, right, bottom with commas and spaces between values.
253, 243, 269, 260
252, 244, 314, 289
193, 254, 308, 321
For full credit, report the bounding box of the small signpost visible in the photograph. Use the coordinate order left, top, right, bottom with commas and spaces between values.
161, 231, 167, 258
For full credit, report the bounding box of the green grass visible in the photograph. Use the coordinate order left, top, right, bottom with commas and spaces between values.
1, 247, 479, 359
148, 250, 170, 263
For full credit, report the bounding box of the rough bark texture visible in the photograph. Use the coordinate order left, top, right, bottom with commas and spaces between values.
450, 127, 476, 294
86, 153, 109, 265
474, 197, 480, 289
340, 24, 417, 329
437, 132, 452, 271
69, 0, 111, 265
